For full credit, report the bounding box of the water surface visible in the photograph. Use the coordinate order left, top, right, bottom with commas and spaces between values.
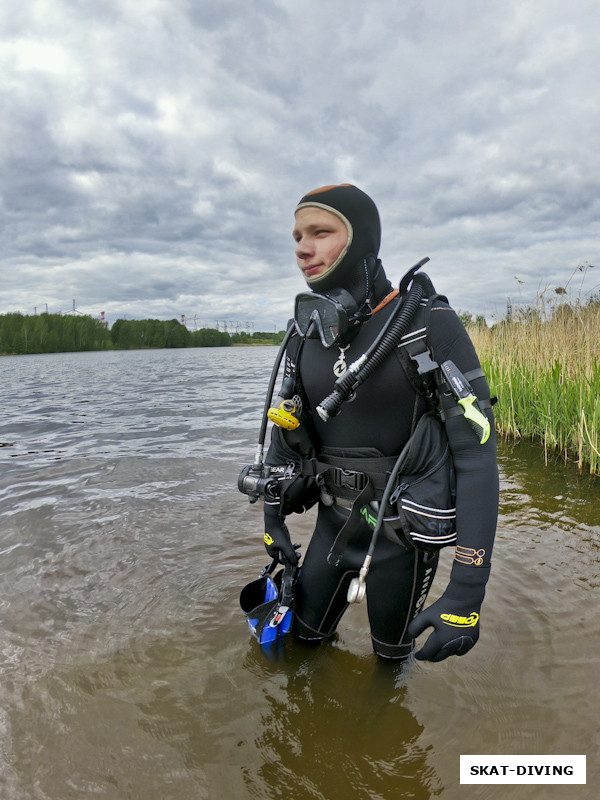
1, 348, 597, 799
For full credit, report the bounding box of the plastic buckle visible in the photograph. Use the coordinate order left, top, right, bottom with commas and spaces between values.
334, 468, 367, 491
410, 350, 439, 375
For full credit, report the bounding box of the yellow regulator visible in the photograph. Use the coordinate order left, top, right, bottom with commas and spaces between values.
267, 399, 300, 431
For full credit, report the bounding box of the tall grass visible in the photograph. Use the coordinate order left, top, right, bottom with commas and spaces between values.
468, 299, 600, 475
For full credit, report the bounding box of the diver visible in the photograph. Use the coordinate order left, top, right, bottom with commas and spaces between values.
244, 184, 499, 662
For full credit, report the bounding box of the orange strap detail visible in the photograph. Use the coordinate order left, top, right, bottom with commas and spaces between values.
371, 289, 399, 315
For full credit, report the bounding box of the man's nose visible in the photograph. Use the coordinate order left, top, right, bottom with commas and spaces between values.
295, 237, 312, 258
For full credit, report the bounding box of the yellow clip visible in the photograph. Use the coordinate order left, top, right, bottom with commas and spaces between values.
267, 400, 300, 431
458, 395, 491, 444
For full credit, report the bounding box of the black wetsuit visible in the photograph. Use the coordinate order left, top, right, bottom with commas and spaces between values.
270, 290, 499, 658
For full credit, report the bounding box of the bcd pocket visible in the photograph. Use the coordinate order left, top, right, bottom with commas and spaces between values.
385, 412, 456, 551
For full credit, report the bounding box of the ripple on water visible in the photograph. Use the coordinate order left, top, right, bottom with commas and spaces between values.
1, 353, 599, 799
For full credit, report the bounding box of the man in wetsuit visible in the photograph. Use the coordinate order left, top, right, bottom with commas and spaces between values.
263, 184, 499, 662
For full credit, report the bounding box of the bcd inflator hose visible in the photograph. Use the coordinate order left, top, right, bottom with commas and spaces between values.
316, 271, 427, 421
252, 325, 295, 469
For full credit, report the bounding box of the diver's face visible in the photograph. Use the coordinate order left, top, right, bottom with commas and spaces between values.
293, 207, 349, 283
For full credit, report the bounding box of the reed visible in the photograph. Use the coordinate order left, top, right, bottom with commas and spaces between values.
468, 298, 600, 475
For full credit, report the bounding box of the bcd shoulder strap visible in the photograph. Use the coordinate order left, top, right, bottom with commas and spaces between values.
394, 293, 490, 422
395, 290, 444, 407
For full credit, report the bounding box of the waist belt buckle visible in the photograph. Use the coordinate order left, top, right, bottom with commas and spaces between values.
334, 467, 367, 492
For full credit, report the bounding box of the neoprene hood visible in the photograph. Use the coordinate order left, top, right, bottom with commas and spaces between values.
295, 184, 382, 294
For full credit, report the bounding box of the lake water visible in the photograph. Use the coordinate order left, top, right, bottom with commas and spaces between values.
0, 347, 598, 799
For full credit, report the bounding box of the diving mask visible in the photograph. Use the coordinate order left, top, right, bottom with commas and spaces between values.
294, 289, 363, 349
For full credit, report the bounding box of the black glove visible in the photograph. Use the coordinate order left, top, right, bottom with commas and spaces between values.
279, 473, 320, 515
407, 562, 490, 662
265, 426, 320, 516
263, 501, 299, 566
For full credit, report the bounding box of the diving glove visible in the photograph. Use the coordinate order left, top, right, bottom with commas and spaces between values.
407, 562, 490, 662
263, 501, 300, 566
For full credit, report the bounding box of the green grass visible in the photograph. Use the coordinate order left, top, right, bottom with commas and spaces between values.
468, 301, 600, 475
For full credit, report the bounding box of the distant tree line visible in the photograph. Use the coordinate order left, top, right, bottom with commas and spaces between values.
0, 312, 285, 355
0, 312, 111, 354
229, 330, 284, 345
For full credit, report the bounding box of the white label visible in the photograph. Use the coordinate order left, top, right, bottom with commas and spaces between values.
460, 755, 586, 784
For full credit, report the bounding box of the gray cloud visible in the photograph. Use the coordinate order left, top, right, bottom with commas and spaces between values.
1, 0, 599, 328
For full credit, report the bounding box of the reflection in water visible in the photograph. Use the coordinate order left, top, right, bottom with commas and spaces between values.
0, 349, 598, 799
241, 643, 439, 800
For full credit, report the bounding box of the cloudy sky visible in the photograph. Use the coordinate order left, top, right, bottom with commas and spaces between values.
2, 0, 599, 330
